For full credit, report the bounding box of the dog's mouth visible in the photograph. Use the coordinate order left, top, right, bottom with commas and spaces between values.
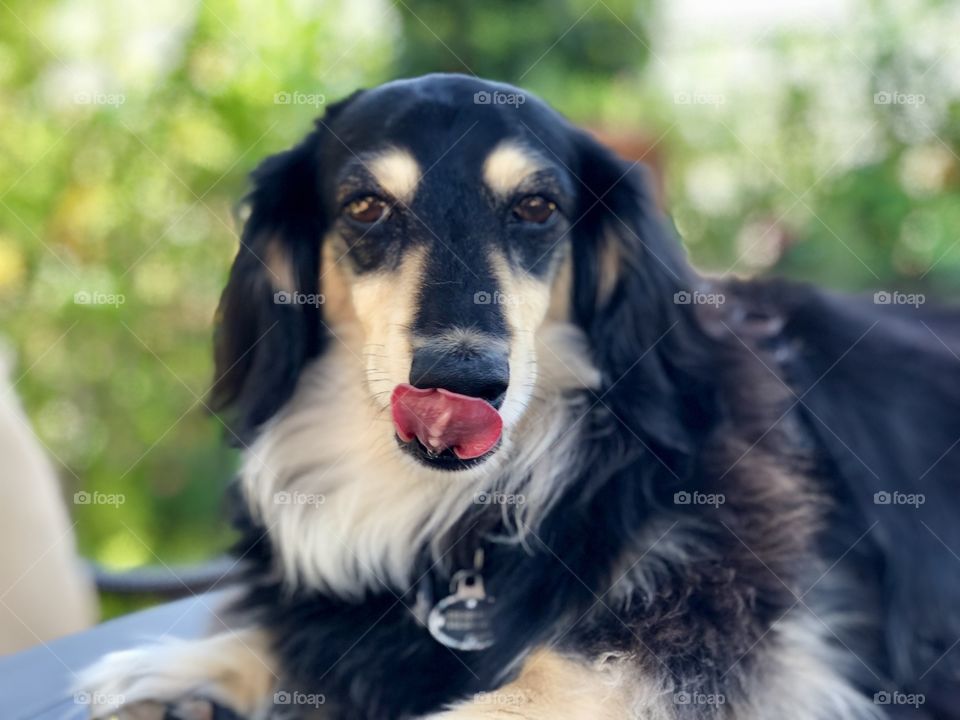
391, 384, 503, 470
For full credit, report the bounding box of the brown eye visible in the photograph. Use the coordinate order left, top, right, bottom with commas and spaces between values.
513, 195, 557, 224
345, 195, 391, 224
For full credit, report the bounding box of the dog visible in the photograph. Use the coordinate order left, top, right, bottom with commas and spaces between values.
80, 74, 960, 719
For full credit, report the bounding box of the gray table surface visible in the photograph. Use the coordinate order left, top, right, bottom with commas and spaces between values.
0, 593, 227, 720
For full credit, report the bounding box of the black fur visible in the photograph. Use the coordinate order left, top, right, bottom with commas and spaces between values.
213, 75, 960, 719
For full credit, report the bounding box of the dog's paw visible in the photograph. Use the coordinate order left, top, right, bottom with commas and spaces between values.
75, 697, 243, 720
75, 633, 275, 720
164, 698, 248, 720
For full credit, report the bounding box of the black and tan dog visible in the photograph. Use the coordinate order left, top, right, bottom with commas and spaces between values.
81, 74, 960, 719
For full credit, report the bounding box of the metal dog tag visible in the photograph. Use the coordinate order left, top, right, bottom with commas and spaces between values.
427, 569, 496, 651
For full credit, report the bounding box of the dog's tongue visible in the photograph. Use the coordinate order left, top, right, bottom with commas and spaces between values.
391, 384, 502, 460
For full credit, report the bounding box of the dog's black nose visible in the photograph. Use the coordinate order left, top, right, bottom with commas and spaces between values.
409, 347, 509, 408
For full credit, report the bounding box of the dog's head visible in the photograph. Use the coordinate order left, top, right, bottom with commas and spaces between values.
212, 74, 702, 476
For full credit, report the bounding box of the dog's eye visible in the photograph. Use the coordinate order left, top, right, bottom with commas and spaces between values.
345, 195, 391, 224
513, 195, 557, 224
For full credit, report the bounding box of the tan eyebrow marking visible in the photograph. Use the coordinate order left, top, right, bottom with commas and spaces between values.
482, 141, 546, 197
366, 148, 422, 204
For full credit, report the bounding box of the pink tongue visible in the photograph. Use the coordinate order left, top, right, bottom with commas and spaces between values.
391, 384, 503, 460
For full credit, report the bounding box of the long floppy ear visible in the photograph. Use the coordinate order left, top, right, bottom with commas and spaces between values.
210, 129, 327, 442
570, 132, 719, 457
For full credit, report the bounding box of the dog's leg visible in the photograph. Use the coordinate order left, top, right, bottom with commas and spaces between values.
76, 628, 277, 720
426, 650, 672, 720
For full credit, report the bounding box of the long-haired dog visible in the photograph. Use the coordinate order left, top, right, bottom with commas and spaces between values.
81, 74, 960, 719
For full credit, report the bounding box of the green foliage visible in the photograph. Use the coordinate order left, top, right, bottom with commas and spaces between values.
395, 0, 654, 91
0, 0, 956, 617
0, 0, 396, 586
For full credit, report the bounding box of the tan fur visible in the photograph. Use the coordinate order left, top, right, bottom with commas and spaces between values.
482, 141, 546, 197
263, 240, 296, 293
430, 649, 669, 719
367, 147, 421, 204
546, 251, 573, 322
487, 251, 553, 429
597, 230, 622, 305
319, 241, 361, 327
348, 246, 427, 410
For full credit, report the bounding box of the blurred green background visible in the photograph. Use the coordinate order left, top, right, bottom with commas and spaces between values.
1, 0, 958, 616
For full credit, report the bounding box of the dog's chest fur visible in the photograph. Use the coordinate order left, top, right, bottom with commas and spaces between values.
239, 320, 600, 598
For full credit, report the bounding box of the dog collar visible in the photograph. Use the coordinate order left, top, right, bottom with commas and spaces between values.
414, 548, 496, 651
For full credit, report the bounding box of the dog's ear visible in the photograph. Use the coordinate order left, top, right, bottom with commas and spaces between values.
570, 132, 718, 456
210, 129, 328, 442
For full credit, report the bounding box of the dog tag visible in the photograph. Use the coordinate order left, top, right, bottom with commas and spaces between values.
427, 569, 496, 651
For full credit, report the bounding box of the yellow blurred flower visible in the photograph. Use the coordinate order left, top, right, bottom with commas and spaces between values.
0, 236, 26, 292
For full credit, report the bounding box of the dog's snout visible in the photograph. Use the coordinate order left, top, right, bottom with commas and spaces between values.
409, 347, 509, 408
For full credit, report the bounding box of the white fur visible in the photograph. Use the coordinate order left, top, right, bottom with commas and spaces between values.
76, 629, 276, 719
737, 612, 884, 720
241, 319, 599, 597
